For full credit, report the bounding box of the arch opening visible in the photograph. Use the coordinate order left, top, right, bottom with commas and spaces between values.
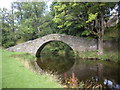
36, 40, 75, 57
36, 40, 76, 74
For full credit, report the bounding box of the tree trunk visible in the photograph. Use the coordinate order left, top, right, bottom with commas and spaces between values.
98, 12, 104, 55
98, 36, 103, 55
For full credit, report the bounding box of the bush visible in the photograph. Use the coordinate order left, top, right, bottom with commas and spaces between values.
2, 41, 16, 48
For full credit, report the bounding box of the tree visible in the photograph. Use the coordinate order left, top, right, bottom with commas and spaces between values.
53, 2, 88, 36
12, 2, 47, 41
86, 2, 117, 55
53, 2, 117, 55
1, 8, 17, 47
1, 2, 53, 47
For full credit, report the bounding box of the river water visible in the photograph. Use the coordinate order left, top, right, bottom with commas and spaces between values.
36, 53, 120, 89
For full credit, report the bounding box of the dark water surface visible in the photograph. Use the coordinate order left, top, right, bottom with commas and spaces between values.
37, 53, 75, 74
66, 60, 120, 88
36, 54, 120, 89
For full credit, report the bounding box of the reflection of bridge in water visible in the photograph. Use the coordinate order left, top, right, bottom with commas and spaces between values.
6, 34, 120, 88
7, 34, 97, 57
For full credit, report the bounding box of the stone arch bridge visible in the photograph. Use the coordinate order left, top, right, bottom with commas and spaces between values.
7, 34, 97, 57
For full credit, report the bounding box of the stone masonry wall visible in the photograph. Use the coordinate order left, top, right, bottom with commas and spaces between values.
6, 34, 98, 56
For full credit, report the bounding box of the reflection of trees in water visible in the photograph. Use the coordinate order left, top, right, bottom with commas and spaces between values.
36, 41, 75, 74
97, 63, 103, 83
36, 41, 120, 89
65, 60, 120, 89
37, 53, 75, 74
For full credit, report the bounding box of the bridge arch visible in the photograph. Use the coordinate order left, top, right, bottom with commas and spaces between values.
6, 34, 97, 55
35, 40, 75, 57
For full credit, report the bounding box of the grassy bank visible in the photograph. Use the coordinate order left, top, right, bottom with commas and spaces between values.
0, 48, 2, 89
77, 50, 120, 63
1, 49, 62, 88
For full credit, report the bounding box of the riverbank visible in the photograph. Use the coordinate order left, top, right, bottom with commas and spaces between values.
37, 41, 120, 63
1, 48, 119, 89
1, 49, 62, 88
77, 50, 120, 63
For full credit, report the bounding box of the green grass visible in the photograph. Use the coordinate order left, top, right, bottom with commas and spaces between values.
10, 52, 36, 62
0, 49, 2, 89
1, 49, 62, 88
77, 50, 120, 62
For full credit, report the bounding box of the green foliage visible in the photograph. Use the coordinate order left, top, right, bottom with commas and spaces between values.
1, 2, 55, 48
86, 2, 117, 36
15, 2, 46, 40
82, 30, 91, 36
86, 13, 98, 23
42, 41, 72, 53
1, 2, 119, 49
104, 24, 119, 40
52, 2, 118, 40
53, 2, 88, 36
1, 8, 16, 48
